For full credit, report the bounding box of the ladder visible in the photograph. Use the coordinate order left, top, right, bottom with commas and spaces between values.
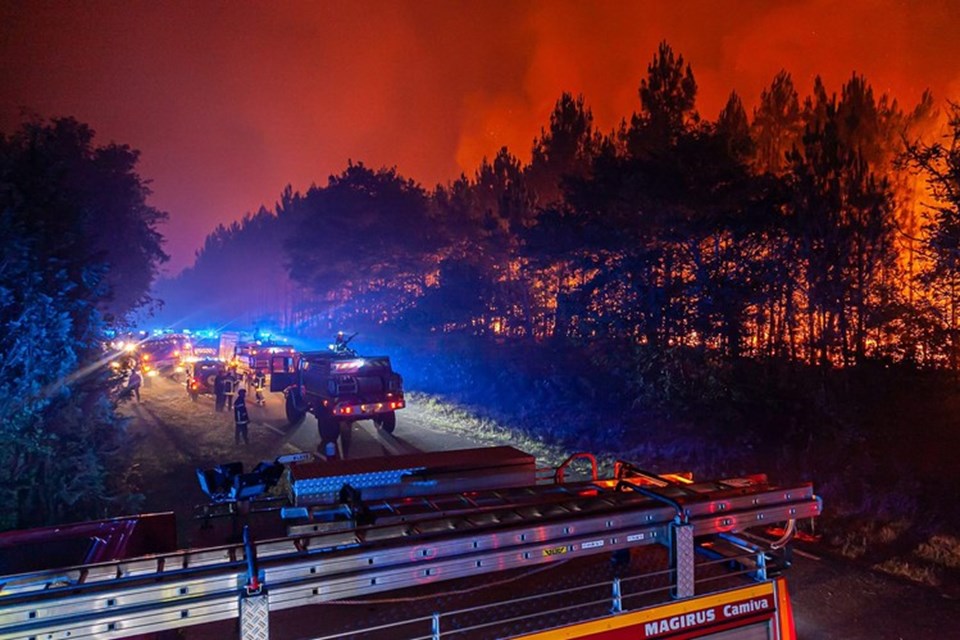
0, 472, 821, 640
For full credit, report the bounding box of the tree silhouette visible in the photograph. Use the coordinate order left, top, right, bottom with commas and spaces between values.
905, 102, 960, 369
752, 71, 803, 175
626, 41, 699, 155
284, 162, 439, 325
716, 91, 753, 161
1, 117, 168, 323
527, 93, 601, 207
787, 76, 898, 365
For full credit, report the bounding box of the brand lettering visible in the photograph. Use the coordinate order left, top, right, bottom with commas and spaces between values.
723, 598, 770, 617
643, 609, 716, 635
640, 595, 774, 637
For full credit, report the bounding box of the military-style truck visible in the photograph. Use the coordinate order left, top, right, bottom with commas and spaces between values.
269, 340, 405, 455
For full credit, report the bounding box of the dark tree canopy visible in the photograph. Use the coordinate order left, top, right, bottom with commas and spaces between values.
1, 117, 168, 322
752, 71, 803, 175
0, 116, 167, 529
284, 162, 440, 318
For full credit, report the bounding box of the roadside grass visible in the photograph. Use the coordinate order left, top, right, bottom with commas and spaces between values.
918, 534, 960, 569
407, 392, 575, 470
873, 534, 960, 589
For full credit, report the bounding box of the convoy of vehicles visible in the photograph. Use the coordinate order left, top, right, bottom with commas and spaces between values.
0, 446, 821, 639
52, 328, 823, 638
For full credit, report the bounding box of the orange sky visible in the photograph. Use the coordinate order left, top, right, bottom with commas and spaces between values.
2, 0, 958, 273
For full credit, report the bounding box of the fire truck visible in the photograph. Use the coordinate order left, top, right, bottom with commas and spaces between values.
138, 333, 192, 377
235, 341, 296, 373
270, 339, 405, 456
0, 446, 820, 639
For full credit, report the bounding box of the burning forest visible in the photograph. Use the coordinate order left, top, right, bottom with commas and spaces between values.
3, 20, 960, 622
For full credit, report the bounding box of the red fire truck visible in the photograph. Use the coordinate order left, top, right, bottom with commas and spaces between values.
235, 341, 296, 372
0, 447, 819, 639
137, 333, 192, 377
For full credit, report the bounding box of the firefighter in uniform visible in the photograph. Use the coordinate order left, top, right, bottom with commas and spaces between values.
234, 388, 250, 445
253, 368, 266, 406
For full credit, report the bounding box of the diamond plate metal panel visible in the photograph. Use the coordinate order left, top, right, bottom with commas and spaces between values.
672, 523, 695, 598
240, 593, 270, 640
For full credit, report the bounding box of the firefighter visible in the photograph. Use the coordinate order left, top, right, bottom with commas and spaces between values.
234, 389, 250, 445
127, 368, 143, 403
253, 368, 266, 406
214, 370, 226, 412
223, 371, 237, 410
333, 331, 357, 355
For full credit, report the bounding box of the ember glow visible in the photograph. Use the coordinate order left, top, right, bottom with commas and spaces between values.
1, 1, 958, 272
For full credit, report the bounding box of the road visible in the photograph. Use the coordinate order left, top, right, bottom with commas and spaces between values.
122, 375, 959, 639
122, 375, 488, 526
788, 547, 959, 639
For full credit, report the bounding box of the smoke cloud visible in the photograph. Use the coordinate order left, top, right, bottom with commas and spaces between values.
2, 0, 957, 272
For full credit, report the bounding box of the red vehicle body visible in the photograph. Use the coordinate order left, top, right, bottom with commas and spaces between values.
235, 341, 295, 372
0, 513, 176, 578
138, 334, 192, 375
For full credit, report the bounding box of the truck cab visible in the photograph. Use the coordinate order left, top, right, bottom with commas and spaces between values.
270, 349, 405, 453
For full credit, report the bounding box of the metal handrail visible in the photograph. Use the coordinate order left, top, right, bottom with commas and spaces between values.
304, 547, 771, 639
310, 614, 436, 640
555, 452, 598, 483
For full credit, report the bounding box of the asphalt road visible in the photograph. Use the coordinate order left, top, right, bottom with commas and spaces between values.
122, 375, 960, 639
788, 547, 959, 639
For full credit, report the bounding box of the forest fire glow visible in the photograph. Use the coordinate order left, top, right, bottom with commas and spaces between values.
2, 2, 959, 273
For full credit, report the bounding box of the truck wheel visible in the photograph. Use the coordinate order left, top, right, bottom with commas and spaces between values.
317, 413, 340, 458
285, 392, 306, 426
318, 413, 340, 442
375, 411, 396, 434
190, 392, 198, 402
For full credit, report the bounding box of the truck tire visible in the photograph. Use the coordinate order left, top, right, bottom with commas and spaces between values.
317, 412, 340, 457
374, 411, 396, 434
285, 390, 306, 426
317, 413, 340, 442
